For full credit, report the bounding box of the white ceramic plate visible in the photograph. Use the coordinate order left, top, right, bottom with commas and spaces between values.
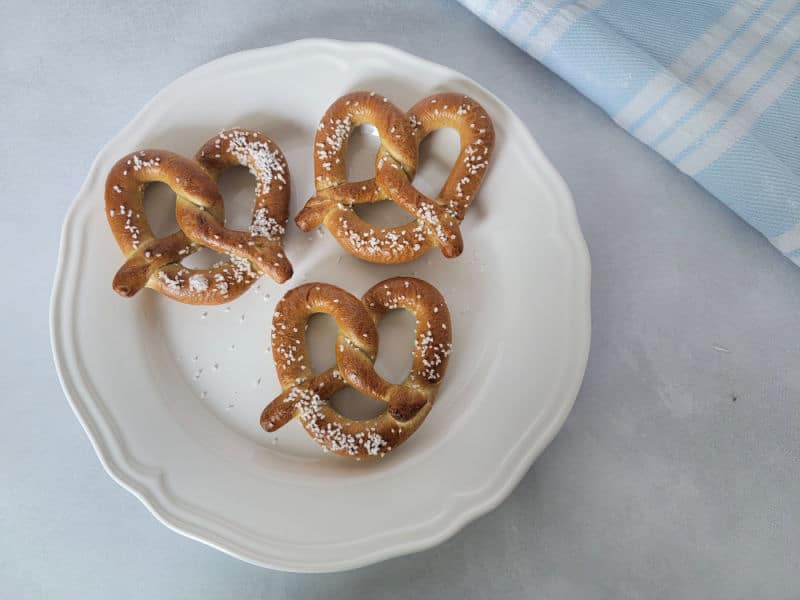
51, 39, 590, 572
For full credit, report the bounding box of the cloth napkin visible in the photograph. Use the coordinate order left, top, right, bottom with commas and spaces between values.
459, 0, 800, 266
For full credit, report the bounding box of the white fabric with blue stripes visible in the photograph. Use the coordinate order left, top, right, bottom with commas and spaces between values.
460, 0, 800, 265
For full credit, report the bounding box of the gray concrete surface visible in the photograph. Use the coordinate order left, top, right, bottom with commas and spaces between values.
2, 1, 799, 598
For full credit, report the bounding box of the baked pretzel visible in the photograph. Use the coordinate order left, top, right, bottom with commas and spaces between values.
106, 128, 292, 304
260, 277, 452, 458
296, 92, 494, 263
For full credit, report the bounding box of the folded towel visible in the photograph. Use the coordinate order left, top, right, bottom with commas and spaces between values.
460, 0, 800, 266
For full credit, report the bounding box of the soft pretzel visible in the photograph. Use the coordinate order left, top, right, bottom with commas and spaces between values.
260, 277, 452, 458
296, 92, 494, 264
106, 128, 292, 304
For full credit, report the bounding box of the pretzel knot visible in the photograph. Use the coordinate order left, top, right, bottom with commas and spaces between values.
260, 277, 452, 459
296, 92, 495, 264
106, 128, 293, 304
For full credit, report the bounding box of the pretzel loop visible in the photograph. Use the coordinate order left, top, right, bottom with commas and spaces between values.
260, 277, 452, 459
106, 129, 293, 304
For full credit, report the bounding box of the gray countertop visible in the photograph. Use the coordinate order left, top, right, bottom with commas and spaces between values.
3, 1, 799, 598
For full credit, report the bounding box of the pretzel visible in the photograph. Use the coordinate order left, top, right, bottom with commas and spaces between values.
296, 92, 494, 264
106, 128, 292, 304
260, 277, 452, 459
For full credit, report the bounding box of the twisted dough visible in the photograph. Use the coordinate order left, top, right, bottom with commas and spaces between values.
296, 92, 494, 263
260, 277, 452, 459
106, 128, 292, 304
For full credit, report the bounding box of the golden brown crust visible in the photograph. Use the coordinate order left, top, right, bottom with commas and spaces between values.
310, 92, 417, 192
407, 93, 495, 222
296, 92, 494, 264
260, 277, 452, 459
105, 129, 293, 304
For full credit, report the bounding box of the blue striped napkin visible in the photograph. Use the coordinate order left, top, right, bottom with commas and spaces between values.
459, 0, 800, 266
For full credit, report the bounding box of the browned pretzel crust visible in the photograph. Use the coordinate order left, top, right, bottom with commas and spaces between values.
106, 128, 292, 304
296, 92, 494, 263
260, 277, 452, 459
